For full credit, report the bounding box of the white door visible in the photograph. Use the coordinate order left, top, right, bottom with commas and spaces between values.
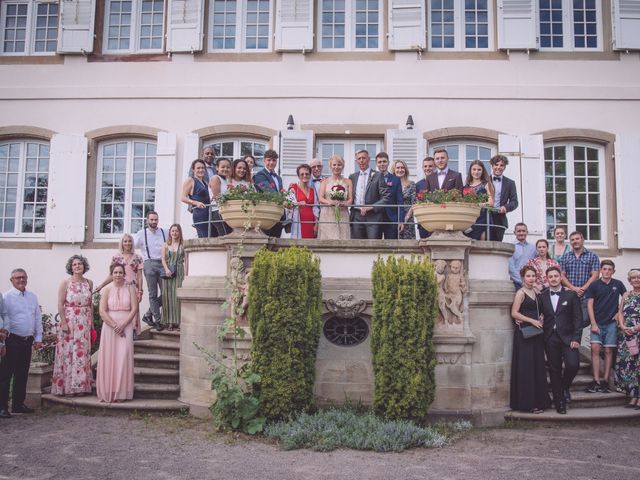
316, 139, 383, 177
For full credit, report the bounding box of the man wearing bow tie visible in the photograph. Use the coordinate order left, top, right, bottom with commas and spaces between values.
253, 149, 285, 237
489, 155, 519, 241
349, 150, 391, 239
309, 158, 325, 203
425, 148, 463, 193
540, 266, 582, 414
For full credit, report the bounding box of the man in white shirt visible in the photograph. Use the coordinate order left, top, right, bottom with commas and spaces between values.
0, 268, 43, 418
134, 211, 168, 331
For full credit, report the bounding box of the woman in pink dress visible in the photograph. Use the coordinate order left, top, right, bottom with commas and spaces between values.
51, 255, 94, 396
96, 263, 139, 403
96, 233, 143, 334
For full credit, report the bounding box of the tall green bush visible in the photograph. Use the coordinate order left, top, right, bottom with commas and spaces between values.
371, 256, 438, 420
248, 246, 322, 420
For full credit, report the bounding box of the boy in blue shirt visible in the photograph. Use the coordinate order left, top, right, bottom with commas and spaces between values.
585, 260, 626, 393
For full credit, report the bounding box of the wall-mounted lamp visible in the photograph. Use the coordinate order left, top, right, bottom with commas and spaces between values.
287, 115, 295, 130
406, 115, 414, 130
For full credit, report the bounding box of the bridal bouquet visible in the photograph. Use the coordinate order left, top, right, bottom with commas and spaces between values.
329, 182, 347, 223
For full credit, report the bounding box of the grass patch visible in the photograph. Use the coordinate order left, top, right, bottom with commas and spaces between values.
264, 408, 472, 452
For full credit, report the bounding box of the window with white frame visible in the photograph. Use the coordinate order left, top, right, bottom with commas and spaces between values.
319, 0, 381, 50
428, 0, 491, 50
0, 0, 58, 55
316, 138, 383, 176
428, 141, 495, 177
104, 0, 165, 53
544, 143, 604, 242
205, 138, 267, 166
539, 0, 600, 50
96, 139, 156, 237
210, 0, 272, 51
0, 140, 49, 236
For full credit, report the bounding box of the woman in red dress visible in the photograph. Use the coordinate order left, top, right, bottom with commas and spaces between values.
288, 164, 318, 239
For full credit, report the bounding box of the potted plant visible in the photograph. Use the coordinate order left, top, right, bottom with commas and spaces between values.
413, 188, 487, 232
217, 184, 288, 232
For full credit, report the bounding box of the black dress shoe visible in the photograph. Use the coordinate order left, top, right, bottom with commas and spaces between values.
0, 408, 11, 418
142, 312, 155, 327
556, 403, 567, 414
563, 389, 572, 403
12, 405, 34, 414
154, 322, 165, 332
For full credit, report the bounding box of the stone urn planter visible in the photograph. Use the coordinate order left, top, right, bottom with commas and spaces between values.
413, 202, 481, 232
219, 200, 284, 232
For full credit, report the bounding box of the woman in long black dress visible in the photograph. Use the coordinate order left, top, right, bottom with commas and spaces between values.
510, 265, 551, 413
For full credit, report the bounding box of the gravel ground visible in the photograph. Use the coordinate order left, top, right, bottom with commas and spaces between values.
1, 411, 639, 480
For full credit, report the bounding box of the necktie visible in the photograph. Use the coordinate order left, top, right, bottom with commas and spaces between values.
493, 176, 502, 182
438, 170, 446, 176
550, 291, 560, 296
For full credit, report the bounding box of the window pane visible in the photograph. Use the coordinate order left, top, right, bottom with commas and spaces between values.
138, 0, 164, 51
33, 2, 59, 52
212, 0, 238, 49
106, 1, 133, 51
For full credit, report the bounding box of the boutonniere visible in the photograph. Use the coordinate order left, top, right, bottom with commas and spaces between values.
386, 181, 393, 186
269, 182, 275, 189
561, 301, 568, 306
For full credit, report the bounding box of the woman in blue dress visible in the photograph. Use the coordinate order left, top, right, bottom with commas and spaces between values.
181, 159, 212, 238
464, 160, 495, 240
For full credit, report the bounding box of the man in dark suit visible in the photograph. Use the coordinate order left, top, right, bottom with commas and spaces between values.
425, 148, 463, 193
349, 150, 391, 239
540, 266, 582, 414
253, 149, 285, 237
489, 154, 518, 242
415, 156, 435, 239
375, 152, 403, 239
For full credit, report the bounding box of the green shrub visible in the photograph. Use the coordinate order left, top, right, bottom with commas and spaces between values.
371, 256, 438, 421
248, 246, 322, 421
265, 408, 466, 452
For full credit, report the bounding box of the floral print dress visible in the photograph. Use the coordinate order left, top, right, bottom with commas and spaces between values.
51, 279, 93, 395
615, 292, 640, 397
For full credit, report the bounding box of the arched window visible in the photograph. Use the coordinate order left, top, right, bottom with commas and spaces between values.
0, 139, 49, 236
95, 138, 156, 236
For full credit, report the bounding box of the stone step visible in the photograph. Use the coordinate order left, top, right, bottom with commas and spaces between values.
149, 330, 181, 344
569, 391, 628, 408
134, 366, 179, 385
134, 353, 179, 370
134, 339, 179, 356
506, 405, 640, 423
42, 394, 187, 415
134, 382, 180, 400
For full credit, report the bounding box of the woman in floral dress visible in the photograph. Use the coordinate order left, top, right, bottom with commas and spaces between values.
527, 239, 560, 293
96, 233, 143, 334
51, 255, 94, 396
615, 268, 640, 408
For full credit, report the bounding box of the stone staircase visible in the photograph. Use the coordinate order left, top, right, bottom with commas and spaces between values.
505, 356, 640, 422
42, 329, 187, 414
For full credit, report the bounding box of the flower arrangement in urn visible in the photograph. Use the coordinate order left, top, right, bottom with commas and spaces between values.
416, 187, 488, 205
217, 184, 289, 206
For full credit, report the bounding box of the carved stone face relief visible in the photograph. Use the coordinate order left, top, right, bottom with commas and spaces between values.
324, 294, 367, 319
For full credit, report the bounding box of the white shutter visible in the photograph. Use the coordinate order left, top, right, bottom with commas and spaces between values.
498, 134, 522, 237
519, 135, 545, 236
275, 130, 314, 187
57, 0, 96, 54
386, 128, 424, 181
615, 134, 640, 248
275, 0, 314, 51
612, 0, 640, 50
388, 0, 425, 50
497, 0, 538, 50
184, 132, 200, 168
167, 0, 205, 52
155, 132, 178, 225
45, 134, 88, 242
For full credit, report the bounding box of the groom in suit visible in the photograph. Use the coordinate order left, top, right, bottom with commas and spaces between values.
253, 149, 285, 237
489, 154, 519, 242
349, 150, 391, 239
541, 266, 582, 414
425, 148, 463, 193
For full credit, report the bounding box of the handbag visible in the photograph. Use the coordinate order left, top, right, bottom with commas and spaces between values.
519, 294, 544, 339
161, 264, 177, 280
